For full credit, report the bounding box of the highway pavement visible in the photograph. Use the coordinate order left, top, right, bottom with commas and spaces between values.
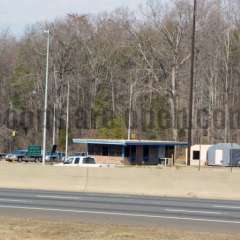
0, 188, 240, 233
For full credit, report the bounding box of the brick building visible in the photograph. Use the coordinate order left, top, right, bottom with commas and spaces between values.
73, 139, 187, 165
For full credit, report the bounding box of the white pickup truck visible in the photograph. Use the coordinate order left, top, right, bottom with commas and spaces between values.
55, 155, 113, 168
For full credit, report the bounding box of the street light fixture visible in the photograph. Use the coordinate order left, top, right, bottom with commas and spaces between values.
42, 29, 50, 165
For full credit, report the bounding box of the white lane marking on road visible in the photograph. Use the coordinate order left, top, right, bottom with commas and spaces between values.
165, 209, 223, 215
0, 198, 32, 203
0, 205, 239, 225
36, 195, 82, 200
214, 205, 240, 210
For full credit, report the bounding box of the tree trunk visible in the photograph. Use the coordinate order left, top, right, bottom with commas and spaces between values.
170, 65, 178, 141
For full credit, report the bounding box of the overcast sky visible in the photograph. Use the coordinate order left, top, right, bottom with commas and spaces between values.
1, 0, 147, 36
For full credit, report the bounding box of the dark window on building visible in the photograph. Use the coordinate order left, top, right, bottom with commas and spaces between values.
89, 144, 123, 157
143, 146, 149, 162
109, 145, 122, 156
102, 145, 109, 156
125, 146, 129, 157
88, 144, 102, 155
95, 145, 103, 155
193, 151, 200, 160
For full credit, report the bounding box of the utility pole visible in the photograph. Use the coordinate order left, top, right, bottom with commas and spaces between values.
187, 0, 197, 166
65, 79, 70, 160
128, 84, 133, 140
42, 30, 50, 165
52, 103, 56, 145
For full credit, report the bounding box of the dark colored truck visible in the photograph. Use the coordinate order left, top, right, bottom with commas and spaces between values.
5, 150, 27, 162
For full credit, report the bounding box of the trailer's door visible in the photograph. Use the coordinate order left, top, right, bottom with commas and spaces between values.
215, 149, 223, 165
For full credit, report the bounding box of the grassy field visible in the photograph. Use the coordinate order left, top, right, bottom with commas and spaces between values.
0, 162, 240, 200
0, 217, 239, 240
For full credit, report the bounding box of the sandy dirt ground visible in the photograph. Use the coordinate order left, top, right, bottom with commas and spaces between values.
0, 161, 240, 200
0, 217, 239, 240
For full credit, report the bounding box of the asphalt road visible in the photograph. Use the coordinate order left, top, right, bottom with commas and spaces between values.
0, 188, 240, 233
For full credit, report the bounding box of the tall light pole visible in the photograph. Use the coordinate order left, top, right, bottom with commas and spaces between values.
65, 79, 70, 160
52, 103, 56, 145
128, 84, 133, 140
42, 29, 50, 165
53, 68, 58, 146
187, 0, 197, 166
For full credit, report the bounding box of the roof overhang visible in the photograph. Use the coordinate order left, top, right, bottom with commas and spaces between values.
72, 139, 188, 147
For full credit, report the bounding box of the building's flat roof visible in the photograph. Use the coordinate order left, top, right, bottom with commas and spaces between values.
73, 139, 188, 147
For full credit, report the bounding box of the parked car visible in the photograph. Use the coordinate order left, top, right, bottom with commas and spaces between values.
0, 153, 6, 160
45, 152, 65, 162
55, 155, 113, 168
5, 150, 27, 162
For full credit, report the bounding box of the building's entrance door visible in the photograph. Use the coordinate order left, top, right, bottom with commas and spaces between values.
129, 146, 136, 164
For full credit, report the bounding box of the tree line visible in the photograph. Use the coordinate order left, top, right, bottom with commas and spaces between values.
0, 0, 240, 150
